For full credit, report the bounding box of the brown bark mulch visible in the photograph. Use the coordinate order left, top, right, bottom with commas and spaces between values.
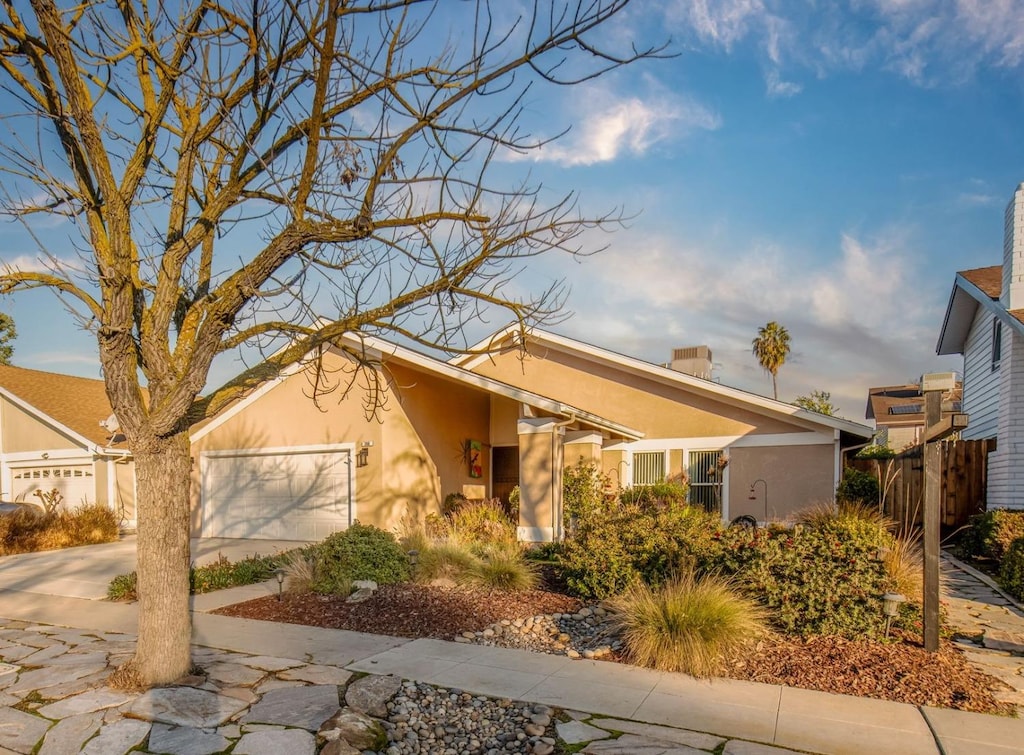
213, 584, 1014, 715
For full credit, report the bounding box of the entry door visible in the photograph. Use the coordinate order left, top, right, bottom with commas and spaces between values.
492, 446, 520, 508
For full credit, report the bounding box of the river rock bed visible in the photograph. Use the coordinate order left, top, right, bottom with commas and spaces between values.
457, 605, 625, 660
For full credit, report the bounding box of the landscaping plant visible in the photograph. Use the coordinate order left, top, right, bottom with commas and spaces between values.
108, 551, 296, 601
1, 503, 118, 556
462, 545, 540, 592
444, 499, 516, 549
608, 570, 766, 677
959, 509, 1024, 564
835, 467, 880, 507
999, 537, 1024, 601
312, 522, 411, 594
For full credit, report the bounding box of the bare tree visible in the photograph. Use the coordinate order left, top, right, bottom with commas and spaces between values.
0, 1, 664, 686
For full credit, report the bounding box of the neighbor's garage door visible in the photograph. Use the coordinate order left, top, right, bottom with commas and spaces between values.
12, 465, 95, 508
201, 449, 352, 540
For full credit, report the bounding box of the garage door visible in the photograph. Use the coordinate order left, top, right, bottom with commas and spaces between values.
11, 465, 95, 509
201, 448, 352, 540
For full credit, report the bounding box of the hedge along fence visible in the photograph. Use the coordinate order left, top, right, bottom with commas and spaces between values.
848, 438, 996, 531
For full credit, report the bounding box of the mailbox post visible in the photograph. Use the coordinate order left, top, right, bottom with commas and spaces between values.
920, 372, 969, 652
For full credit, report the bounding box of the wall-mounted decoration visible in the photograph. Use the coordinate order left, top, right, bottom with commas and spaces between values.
468, 439, 483, 478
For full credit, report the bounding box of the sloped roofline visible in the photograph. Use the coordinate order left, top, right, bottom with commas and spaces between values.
0, 384, 101, 453
454, 325, 874, 439
192, 332, 645, 443
936, 267, 1024, 355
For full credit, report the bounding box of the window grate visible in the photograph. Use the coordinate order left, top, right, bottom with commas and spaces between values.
688, 450, 724, 514
632, 452, 666, 486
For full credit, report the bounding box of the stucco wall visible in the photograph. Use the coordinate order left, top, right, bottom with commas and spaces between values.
472, 347, 806, 438
727, 444, 836, 521
0, 396, 82, 453
190, 351, 492, 535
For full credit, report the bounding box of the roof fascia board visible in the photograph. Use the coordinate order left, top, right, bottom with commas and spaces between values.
936, 278, 977, 355
0, 385, 99, 452
506, 328, 873, 439
342, 334, 644, 441
948, 273, 1024, 346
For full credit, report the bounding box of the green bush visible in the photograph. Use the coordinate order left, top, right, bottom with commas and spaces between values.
461, 547, 539, 592
561, 502, 722, 599
107, 550, 295, 601
855, 444, 897, 459
312, 522, 410, 594
960, 509, 1024, 563
619, 480, 689, 508
563, 460, 610, 523
609, 570, 765, 677
444, 500, 516, 549
718, 514, 894, 638
1000, 537, 1024, 601
442, 492, 468, 515
835, 467, 879, 506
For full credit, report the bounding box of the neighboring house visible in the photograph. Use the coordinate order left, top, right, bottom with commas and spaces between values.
453, 327, 873, 534
937, 182, 1024, 510
0, 365, 135, 523
865, 383, 963, 451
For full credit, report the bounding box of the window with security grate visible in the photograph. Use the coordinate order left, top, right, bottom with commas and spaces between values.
688, 449, 724, 514
632, 451, 666, 486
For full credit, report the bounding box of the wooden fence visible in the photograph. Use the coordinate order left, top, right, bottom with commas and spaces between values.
848, 438, 996, 531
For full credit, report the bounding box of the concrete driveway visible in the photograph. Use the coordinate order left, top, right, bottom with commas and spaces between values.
0, 535, 308, 600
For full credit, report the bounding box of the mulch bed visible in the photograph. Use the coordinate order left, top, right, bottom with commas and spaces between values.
213, 584, 1015, 715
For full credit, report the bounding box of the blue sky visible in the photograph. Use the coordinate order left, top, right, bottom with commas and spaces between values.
2, 1, 1024, 422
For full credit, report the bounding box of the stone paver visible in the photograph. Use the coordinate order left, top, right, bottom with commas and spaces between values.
588, 719, 725, 750
37, 687, 135, 719
37, 713, 102, 755
278, 664, 352, 685
147, 722, 232, 755
0, 706, 52, 754
344, 673, 403, 717
130, 686, 249, 728
582, 733, 708, 754
556, 719, 612, 744
234, 728, 317, 755
241, 684, 340, 729
79, 718, 150, 755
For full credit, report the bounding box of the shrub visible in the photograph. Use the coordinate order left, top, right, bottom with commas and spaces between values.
462, 547, 539, 592
608, 571, 765, 677
107, 550, 295, 601
563, 460, 610, 523
835, 467, 880, 507
442, 492, 468, 515
727, 516, 893, 638
1, 503, 118, 556
1000, 538, 1024, 601
561, 502, 722, 599
444, 500, 516, 548
855, 444, 897, 460
619, 479, 689, 508
107, 571, 137, 601
414, 541, 479, 583
312, 522, 410, 594
960, 509, 1024, 563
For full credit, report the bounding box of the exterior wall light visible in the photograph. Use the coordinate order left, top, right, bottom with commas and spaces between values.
357, 447, 369, 467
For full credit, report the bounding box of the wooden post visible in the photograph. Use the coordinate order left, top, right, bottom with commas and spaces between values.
923, 390, 941, 652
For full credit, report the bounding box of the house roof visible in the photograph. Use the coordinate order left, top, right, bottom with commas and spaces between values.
191, 333, 645, 443
455, 326, 875, 440
0, 364, 120, 449
865, 383, 962, 425
937, 265, 1024, 355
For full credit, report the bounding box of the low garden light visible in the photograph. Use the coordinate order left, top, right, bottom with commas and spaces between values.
881, 592, 906, 637
407, 550, 419, 569
274, 568, 286, 601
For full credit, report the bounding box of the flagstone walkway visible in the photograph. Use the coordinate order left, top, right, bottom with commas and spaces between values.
942, 551, 1024, 712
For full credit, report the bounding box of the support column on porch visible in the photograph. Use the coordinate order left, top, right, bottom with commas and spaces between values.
517, 418, 565, 542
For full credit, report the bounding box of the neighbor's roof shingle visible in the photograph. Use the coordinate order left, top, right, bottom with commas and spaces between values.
0, 364, 117, 447
960, 266, 1001, 299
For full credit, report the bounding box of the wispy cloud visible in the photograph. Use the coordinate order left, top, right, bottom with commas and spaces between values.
505, 80, 720, 167
764, 69, 802, 98
2, 254, 49, 273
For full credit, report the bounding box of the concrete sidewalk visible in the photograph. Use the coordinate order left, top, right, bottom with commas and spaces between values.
2, 587, 1024, 754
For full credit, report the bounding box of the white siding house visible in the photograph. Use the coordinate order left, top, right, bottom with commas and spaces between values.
937, 182, 1024, 509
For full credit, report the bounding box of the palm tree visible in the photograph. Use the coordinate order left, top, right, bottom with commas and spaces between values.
752, 321, 791, 400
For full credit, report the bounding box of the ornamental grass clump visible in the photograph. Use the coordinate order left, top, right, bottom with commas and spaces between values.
413, 540, 480, 583
444, 499, 516, 548
609, 571, 765, 677
461, 545, 539, 592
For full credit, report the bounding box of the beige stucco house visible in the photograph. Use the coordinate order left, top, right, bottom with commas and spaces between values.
0, 327, 873, 542
454, 327, 874, 536
0, 365, 136, 524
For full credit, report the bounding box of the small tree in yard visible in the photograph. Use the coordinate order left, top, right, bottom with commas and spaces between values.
0, 1, 664, 687
793, 389, 837, 416
0, 313, 13, 365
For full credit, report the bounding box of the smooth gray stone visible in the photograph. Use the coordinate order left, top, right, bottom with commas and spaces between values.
234, 728, 316, 755
6, 664, 106, 694
556, 720, 611, 745
38, 712, 102, 755
344, 674, 402, 718
235, 655, 302, 672
130, 687, 249, 728
147, 722, 232, 755
242, 685, 340, 730
37, 688, 135, 719
589, 719, 725, 751
583, 734, 708, 754
202, 662, 265, 687
80, 719, 150, 755
278, 665, 352, 685
0, 706, 52, 754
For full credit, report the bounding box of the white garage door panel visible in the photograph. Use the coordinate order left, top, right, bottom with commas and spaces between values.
202, 450, 352, 540
11, 466, 95, 509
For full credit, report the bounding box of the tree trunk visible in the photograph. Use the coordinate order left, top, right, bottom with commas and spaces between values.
771, 372, 778, 401
131, 430, 193, 685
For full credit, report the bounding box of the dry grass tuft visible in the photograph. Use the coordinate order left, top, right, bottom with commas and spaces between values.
0, 503, 119, 555
609, 571, 766, 677
461, 548, 539, 592
283, 553, 319, 595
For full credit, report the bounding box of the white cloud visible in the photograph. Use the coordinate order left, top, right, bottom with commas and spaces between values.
2, 254, 49, 273
507, 82, 721, 167
765, 69, 802, 98
541, 224, 957, 420
669, 0, 769, 51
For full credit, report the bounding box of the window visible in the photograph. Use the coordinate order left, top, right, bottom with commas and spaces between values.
632, 451, 666, 486
993, 319, 1003, 372
688, 449, 725, 514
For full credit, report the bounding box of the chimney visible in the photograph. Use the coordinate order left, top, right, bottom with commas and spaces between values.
667, 345, 713, 380
1002, 182, 1024, 309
